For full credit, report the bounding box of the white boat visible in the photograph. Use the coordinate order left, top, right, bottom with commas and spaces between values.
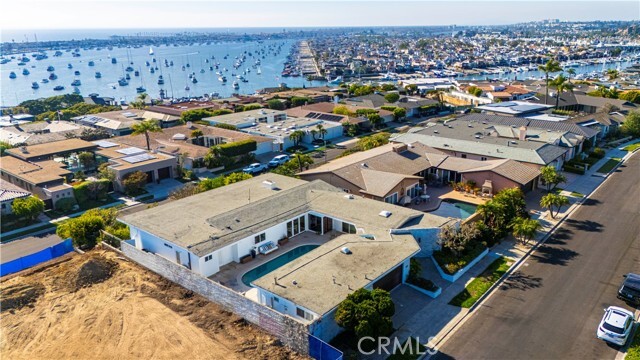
232, 81, 239, 89
149, 47, 154, 56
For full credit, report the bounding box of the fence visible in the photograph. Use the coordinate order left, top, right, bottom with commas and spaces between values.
309, 334, 343, 360
0, 239, 74, 276
120, 240, 310, 355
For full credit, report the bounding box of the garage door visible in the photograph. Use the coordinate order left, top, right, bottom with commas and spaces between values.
157, 166, 171, 180
373, 264, 403, 291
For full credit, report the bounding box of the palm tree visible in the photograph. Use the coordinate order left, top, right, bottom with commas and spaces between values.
191, 129, 204, 146
538, 58, 563, 105
131, 119, 162, 150
550, 74, 575, 109
511, 217, 541, 245
607, 69, 619, 81
130, 93, 148, 109
288, 130, 305, 147
316, 124, 327, 140
566, 68, 576, 84
540, 194, 570, 219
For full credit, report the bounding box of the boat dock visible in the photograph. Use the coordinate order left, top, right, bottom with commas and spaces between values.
298, 41, 321, 77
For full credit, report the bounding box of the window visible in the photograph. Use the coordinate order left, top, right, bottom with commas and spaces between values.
164, 243, 173, 249
286, 216, 305, 237
481, 157, 487, 161
254, 233, 266, 244
461, 154, 467, 159
341, 222, 356, 234
204, 254, 213, 262
296, 307, 313, 321
384, 192, 398, 204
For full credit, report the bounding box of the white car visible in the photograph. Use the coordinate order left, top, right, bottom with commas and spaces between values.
596, 306, 635, 346
268, 154, 290, 167
242, 163, 266, 174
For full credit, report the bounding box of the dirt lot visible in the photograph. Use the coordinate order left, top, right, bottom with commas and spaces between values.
0, 250, 307, 360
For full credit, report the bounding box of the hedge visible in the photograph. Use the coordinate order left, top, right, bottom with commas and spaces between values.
563, 165, 585, 175
216, 139, 257, 157
73, 179, 110, 204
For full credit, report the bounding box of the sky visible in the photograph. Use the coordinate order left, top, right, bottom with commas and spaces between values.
1, 0, 639, 30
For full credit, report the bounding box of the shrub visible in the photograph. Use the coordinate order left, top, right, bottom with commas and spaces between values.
335, 288, 395, 343
433, 241, 487, 275
214, 139, 257, 157
213, 123, 238, 131
73, 179, 110, 204
590, 147, 605, 159
122, 171, 149, 196
12, 196, 45, 222
55, 197, 77, 212
267, 99, 286, 110
563, 164, 585, 175
290, 96, 312, 107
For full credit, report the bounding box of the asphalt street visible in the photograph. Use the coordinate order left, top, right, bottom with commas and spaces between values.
434, 152, 640, 360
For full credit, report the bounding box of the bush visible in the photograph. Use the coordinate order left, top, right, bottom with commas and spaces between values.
590, 147, 605, 159
290, 96, 312, 107
563, 164, 585, 175
267, 99, 286, 110
12, 196, 45, 222
408, 277, 438, 292
55, 197, 77, 212
433, 241, 487, 275
213, 123, 238, 131
335, 288, 395, 343
73, 179, 110, 204
214, 139, 257, 157
122, 171, 148, 196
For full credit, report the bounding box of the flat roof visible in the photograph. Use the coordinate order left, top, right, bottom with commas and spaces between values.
204, 109, 286, 127
253, 232, 420, 316
477, 101, 553, 115
1, 157, 71, 185
240, 117, 341, 140
5, 138, 97, 161
95, 143, 176, 171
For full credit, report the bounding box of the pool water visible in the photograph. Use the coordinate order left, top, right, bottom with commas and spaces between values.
427, 199, 477, 219
241, 245, 319, 287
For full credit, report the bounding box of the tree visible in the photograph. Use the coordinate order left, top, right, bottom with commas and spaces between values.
511, 217, 541, 245
0, 141, 13, 156
538, 58, 563, 104
169, 183, 202, 200
290, 96, 311, 107
550, 74, 574, 108
333, 105, 354, 116
392, 107, 406, 122
566, 68, 576, 84
74, 170, 87, 181
129, 93, 148, 109
437, 223, 481, 257
540, 193, 570, 219
621, 111, 640, 138
288, 130, 305, 147
316, 124, 327, 140
467, 86, 483, 97
122, 171, 148, 196
267, 99, 285, 110
85, 180, 108, 200
620, 91, 640, 105
97, 163, 116, 187
607, 69, 619, 81
77, 151, 96, 169
223, 172, 252, 185
191, 129, 204, 146
384, 92, 400, 103
540, 165, 567, 192
79, 128, 111, 141
356, 132, 390, 150
342, 121, 358, 137
12, 196, 45, 222
198, 177, 225, 191
131, 119, 162, 150
367, 113, 383, 129
404, 84, 418, 95
57, 215, 105, 248
335, 288, 394, 341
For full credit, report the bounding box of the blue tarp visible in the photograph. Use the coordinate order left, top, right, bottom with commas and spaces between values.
1, 239, 73, 276
309, 334, 343, 360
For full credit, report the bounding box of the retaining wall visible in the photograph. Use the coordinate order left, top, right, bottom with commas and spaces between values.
120, 241, 310, 354
431, 247, 489, 283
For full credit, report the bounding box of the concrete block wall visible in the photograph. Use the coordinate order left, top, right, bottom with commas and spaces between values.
120, 241, 310, 354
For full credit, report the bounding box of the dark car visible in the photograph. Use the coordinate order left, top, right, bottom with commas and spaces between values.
618, 273, 640, 306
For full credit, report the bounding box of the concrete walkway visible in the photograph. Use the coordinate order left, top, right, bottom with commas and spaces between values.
372, 140, 640, 359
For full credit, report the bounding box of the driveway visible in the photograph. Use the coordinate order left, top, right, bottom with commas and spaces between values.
144, 178, 183, 200
434, 152, 640, 360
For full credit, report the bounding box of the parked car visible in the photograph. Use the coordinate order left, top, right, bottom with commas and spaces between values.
268, 154, 290, 167
243, 163, 266, 174
596, 306, 635, 346
618, 273, 640, 306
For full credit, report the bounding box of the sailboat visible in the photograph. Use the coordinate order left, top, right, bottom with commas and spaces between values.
136, 69, 146, 93
149, 47, 154, 56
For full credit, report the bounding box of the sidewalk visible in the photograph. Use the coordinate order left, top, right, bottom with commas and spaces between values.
373, 141, 639, 359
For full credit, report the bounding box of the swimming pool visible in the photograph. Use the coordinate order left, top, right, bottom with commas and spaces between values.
427, 199, 477, 219
241, 245, 319, 287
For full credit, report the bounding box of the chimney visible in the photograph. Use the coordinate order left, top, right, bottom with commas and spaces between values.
392, 144, 408, 153
519, 126, 527, 141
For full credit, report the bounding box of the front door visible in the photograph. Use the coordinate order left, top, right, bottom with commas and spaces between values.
175, 251, 181, 265
323, 217, 333, 234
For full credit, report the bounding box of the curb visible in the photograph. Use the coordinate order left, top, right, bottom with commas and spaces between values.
426, 150, 638, 358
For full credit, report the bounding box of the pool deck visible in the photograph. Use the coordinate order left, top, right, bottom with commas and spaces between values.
409, 187, 488, 212
208, 230, 341, 293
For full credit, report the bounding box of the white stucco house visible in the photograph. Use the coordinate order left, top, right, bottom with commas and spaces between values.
118, 174, 450, 341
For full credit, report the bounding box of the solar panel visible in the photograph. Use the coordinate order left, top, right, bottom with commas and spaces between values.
121, 112, 137, 118
318, 113, 344, 122
93, 140, 118, 148
121, 153, 156, 164
116, 147, 145, 155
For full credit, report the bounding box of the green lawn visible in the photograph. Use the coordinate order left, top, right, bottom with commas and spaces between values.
626, 325, 640, 360
449, 257, 512, 308
387, 337, 427, 360
554, 187, 584, 197
623, 142, 640, 152
596, 158, 622, 174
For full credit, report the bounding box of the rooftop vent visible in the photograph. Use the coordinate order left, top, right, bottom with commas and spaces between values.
262, 180, 278, 190
344, 194, 354, 200
475, 134, 481, 139
361, 163, 368, 168
433, 130, 439, 134
379, 210, 392, 218
341, 247, 352, 255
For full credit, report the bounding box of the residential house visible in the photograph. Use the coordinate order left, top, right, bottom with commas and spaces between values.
476, 101, 554, 116
0, 120, 90, 146
72, 109, 180, 136
119, 174, 452, 341
0, 180, 31, 215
